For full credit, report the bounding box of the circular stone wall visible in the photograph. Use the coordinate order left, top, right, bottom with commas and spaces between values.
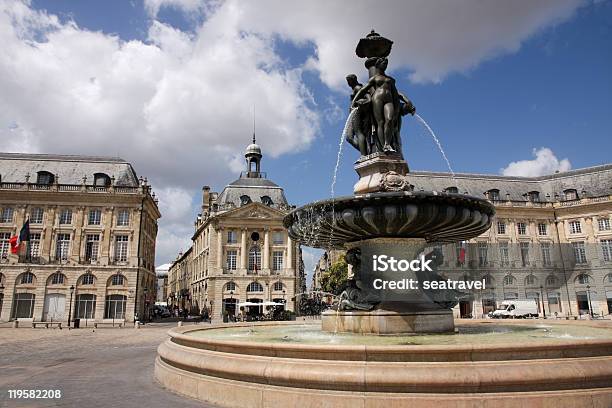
155, 320, 612, 408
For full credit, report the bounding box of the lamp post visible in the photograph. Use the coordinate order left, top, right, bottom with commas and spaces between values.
0, 282, 4, 317
586, 285, 594, 318
282, 289, 286, 310
68, 285, 75, 328
143, 287, 148, 323
539, 285, 546, 318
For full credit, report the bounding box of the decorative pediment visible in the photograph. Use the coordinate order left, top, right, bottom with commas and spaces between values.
217, 202, 285, 221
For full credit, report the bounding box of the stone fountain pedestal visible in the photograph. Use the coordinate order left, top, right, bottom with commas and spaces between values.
353, 152, 411, 194
322, 308, 454, 334
321, 237, 455, 334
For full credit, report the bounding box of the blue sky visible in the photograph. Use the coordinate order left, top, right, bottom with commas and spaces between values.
3, 0, 611, 269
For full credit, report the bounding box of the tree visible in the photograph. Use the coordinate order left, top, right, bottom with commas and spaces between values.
320, 258, 348, 295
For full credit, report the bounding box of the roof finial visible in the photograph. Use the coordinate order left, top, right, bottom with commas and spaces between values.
252, 104, 256, 144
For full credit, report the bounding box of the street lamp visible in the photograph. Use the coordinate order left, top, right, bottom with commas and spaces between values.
539, 285, 546, 319
68, 285, 75, 328
586, 285, 594, 318
143, 287, 148, 322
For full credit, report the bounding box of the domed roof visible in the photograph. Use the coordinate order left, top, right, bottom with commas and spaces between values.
245, 143, 262, 156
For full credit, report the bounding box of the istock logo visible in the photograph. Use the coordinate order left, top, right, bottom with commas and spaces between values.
372, 254, 433, 272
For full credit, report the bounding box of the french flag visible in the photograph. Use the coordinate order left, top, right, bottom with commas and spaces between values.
457, 241, 466, 264
10, 220, 30, 255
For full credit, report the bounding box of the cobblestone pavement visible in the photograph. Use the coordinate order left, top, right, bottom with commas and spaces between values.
0, 323, 214, 408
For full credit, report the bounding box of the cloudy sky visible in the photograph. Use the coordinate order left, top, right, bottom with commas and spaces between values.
1, 0, 611, 280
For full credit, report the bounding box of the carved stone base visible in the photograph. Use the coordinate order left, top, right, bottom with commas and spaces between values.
321, 308, 454, 334
353, 152, 411, 194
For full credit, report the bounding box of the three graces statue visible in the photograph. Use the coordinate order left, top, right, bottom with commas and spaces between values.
345, 31, 416, 159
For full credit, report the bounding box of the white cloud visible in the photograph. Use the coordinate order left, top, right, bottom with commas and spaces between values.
146, 0, 583, 87
501, 147, 572, 177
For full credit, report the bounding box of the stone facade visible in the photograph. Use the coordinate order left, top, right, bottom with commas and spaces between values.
314, 164, 612, 318
168, 140, 305, 318
0, 153, 160, 324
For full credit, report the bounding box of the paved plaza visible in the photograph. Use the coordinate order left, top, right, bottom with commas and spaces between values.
0, 323, 212, 408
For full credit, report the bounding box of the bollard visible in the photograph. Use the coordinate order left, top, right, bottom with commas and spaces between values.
12, 320, 19, 328
177, 321, 183, 327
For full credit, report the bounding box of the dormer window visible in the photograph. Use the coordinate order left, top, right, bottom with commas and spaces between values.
240, 195, 252, 206
36, 171, 54, 185
445, 187, 458, 194
93, 173, 111, 187
261, 195, 274, 206
564, 189, 578, 201
527, 191, 540, 202
487, 189, 500, 201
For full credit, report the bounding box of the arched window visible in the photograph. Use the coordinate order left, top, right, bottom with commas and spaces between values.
445, 186, 458, 194
81, 274, 95, 285
93, 173, 111, 187
575, 273, 590, 285
111, 274, 124, 286
50, 273, 65, 285
273, 281, 284, 291
248, 246, 261, 271
525, 275, 537, 286
606, 274, 612, 284
225, 281, 237, 292
503, 275, 516, 286
247, 282, 264, 292
240, 195, 252, 206
261, 196, 274, 206
36, 171, 54, 185
546, 275, 557, 286
483, 275, 494, 286
20, 272, 35, 285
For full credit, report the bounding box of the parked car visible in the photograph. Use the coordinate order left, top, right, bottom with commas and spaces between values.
490, 300, 539, 319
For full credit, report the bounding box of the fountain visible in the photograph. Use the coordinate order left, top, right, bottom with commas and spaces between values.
155, 30, 612, 407
284, 30, 494, 334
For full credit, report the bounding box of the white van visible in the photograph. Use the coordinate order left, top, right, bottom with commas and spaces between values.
490, 300, 539, 318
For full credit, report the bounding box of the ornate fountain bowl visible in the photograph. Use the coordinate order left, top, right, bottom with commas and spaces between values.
283, 190, 495, 248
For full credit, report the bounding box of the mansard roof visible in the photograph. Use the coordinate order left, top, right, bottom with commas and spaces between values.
410, 164, 612, 201
0, 152, 139, 187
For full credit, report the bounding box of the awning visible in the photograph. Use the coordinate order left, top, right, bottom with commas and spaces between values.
262, 301, 285, 306
238, 302, 262, 307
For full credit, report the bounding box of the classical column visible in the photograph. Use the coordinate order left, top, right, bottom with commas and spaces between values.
263, 229, 270, 270
240, 228, 247, 270
217, 227, 223, 269
287, 236, 293, 270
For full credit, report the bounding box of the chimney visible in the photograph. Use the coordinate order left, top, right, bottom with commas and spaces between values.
202, 186, 211, 213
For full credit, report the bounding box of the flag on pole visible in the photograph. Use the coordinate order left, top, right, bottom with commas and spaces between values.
458, 241, 466, 264
9, 219, 30, 255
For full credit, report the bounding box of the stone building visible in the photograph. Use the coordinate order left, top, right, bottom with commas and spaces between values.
312, 249, 345, 291
316, 164, 612, 318
155, 264, 169, 304
0, 153, 160, 324
168, 139, 305, 319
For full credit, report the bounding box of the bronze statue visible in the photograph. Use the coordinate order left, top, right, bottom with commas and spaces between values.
345, 74, 374, 155
345, 31, 416, 159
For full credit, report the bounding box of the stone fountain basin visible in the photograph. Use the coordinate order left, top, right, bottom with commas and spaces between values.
283, 191, 495, 248
155, 320, 612, 408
